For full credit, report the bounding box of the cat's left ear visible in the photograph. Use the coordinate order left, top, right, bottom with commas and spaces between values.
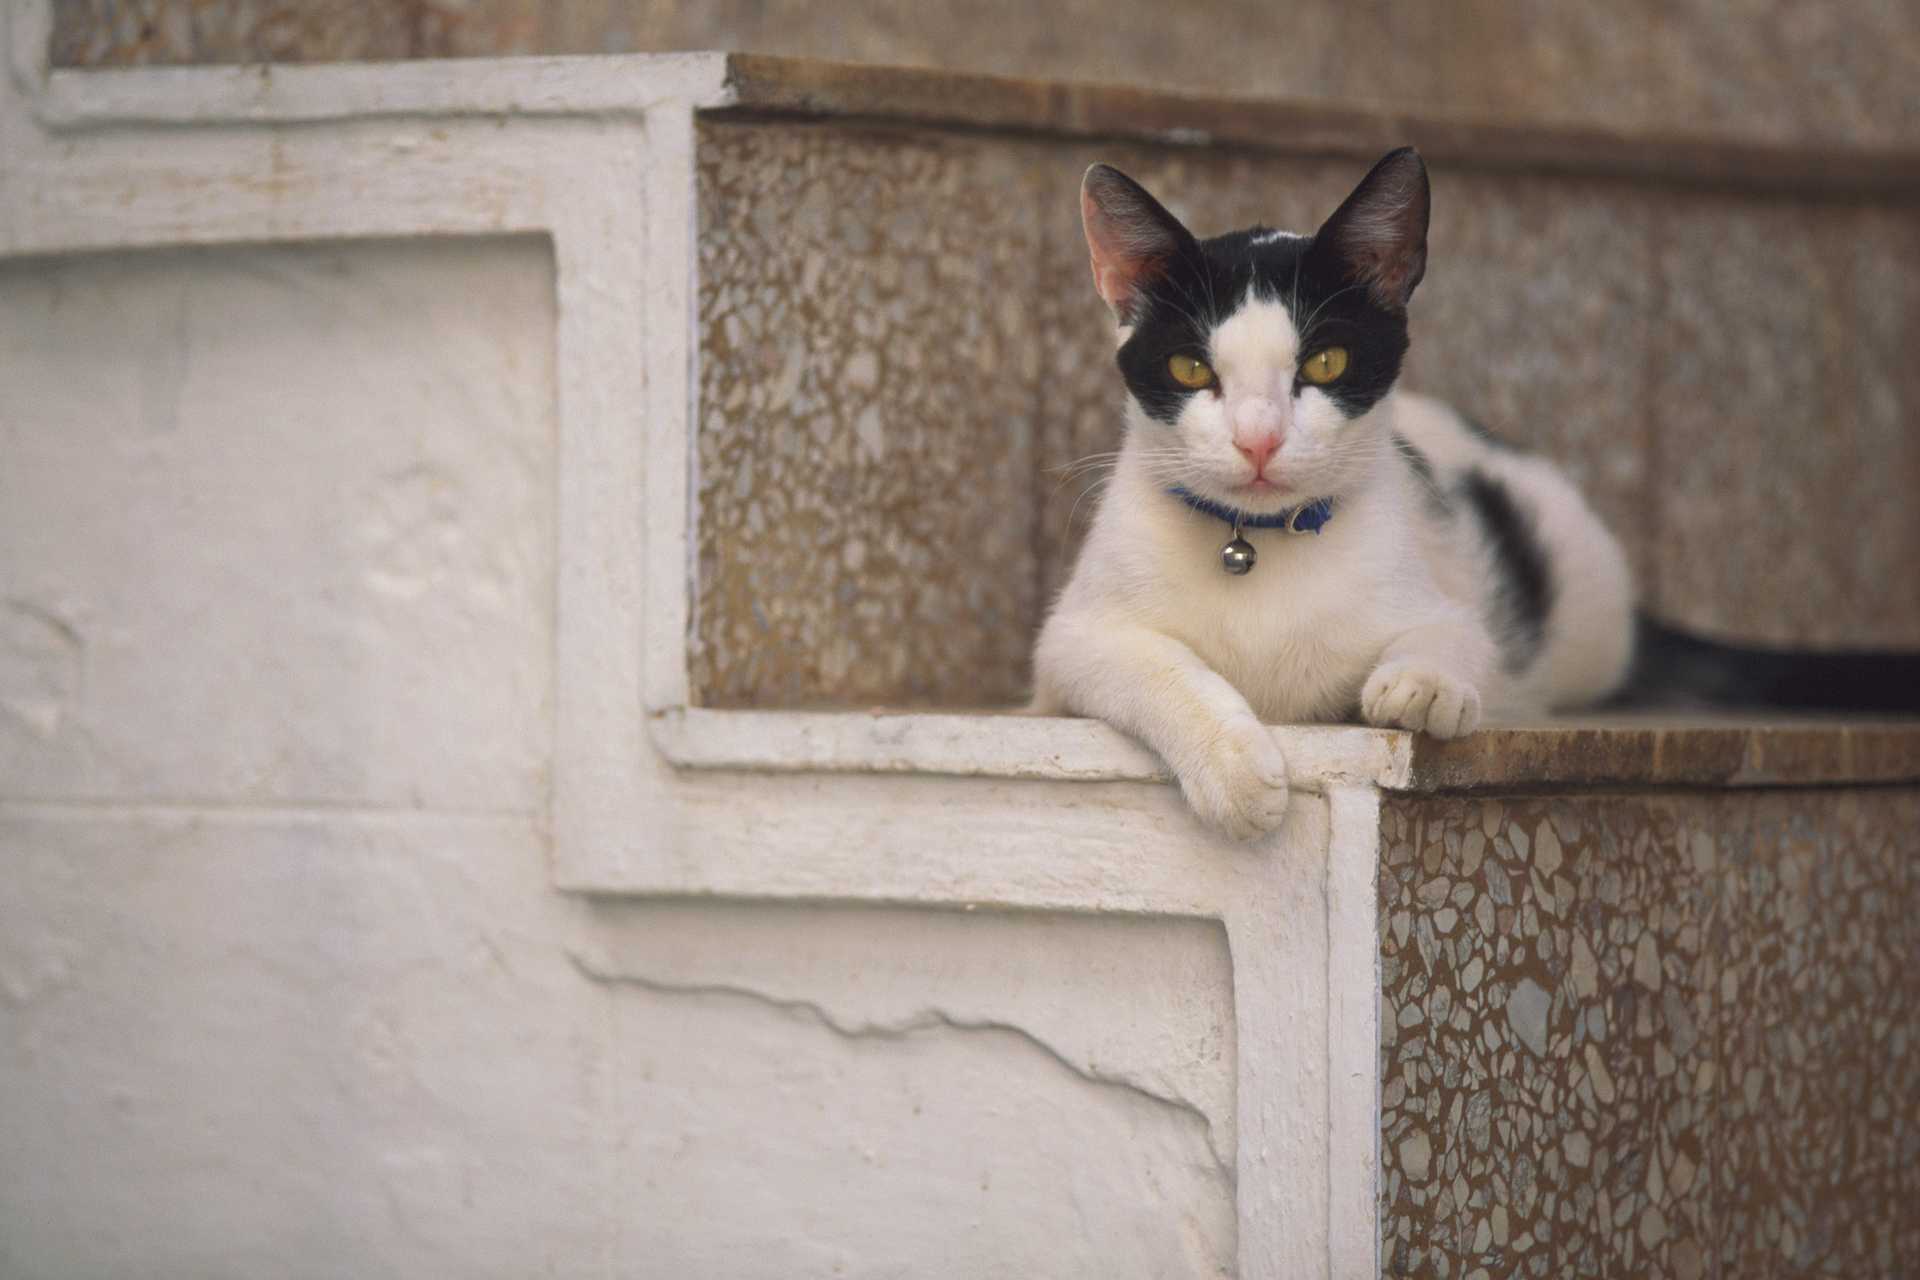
1313, 147, 1430, 310
1081, 164, 1198, 321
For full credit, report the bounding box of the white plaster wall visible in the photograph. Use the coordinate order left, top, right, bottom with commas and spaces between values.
0, 238, 1239, 1276
0, 807, 610, 1276
0, 239, 557, 809
587, 902, 1237, 1277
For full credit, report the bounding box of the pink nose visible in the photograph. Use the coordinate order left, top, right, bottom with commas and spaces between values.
1237, 433, 1281, 477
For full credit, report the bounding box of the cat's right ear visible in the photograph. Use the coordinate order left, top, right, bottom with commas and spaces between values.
1081, 164, 1195, 321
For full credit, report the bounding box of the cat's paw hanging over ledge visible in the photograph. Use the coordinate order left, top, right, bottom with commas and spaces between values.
1178, 717, 1292, 840
1361, 664, 1483, 739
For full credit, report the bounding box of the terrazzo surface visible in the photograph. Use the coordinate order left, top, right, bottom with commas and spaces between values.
1379, 789, 1918, 1279
1647, 199, 1920, 649
692, 123, 1045, 706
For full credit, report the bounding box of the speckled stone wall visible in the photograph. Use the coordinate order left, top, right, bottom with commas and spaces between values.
1648, 201, 1920, 648
694, 119, 1920, 707
691, 124, 1047, 707
50, 2, 1920, 151
1378, 789, 1919, 1279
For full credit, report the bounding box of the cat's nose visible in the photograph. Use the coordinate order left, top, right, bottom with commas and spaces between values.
1237, 433, 1281, 477
1230, 397, 1287, 477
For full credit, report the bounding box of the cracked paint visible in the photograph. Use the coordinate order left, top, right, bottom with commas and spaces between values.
569, 950, 1236, 1180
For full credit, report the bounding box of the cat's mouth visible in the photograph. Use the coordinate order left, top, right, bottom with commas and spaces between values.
1227, 476, 1294, 503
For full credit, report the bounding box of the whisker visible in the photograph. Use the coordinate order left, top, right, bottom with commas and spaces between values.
1065, 475, 1117, 534
1048, 450, 1127, 479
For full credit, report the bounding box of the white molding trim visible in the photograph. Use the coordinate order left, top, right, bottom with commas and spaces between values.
652, 706, 1415, 790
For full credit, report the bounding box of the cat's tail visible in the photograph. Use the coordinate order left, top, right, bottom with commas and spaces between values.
1607, 613, 1920, 713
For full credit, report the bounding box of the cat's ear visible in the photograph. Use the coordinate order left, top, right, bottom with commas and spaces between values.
1081, 164, 1196, 320
1313, 147, 1430, 310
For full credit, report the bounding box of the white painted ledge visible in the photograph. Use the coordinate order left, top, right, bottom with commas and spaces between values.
651, 707, 1416, 791
26, 52, 736, 129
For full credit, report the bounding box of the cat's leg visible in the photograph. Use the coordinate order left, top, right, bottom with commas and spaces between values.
1033, 615, 1290, 839
1360, 618, 1490, 739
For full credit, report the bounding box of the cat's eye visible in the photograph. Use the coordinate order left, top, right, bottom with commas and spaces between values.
1301, 347, 1350, 385
1167, 354, 1216, 390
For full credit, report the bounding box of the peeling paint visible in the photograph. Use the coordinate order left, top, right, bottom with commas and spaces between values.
569, 950, 1236, 1180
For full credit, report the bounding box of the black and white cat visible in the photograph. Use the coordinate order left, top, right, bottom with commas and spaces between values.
1032, 148, 1920, 838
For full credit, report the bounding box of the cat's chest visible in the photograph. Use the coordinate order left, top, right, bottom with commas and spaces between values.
1147, 537, 1396, 717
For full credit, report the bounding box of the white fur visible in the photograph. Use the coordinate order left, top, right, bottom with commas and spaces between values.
1033, 309, 1635, 838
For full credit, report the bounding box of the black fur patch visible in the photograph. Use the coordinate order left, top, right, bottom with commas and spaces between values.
1607, 614, 1920, 712
1115, 228, 1411, 427
1392, 433, 1452, 517
1460, 469, 1554, 672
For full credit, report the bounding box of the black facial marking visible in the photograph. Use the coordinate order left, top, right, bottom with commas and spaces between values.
1460, 469, 1555, 673
1114, 224, 1411, 426
1093, 152, 1428, 431
1392, 433, 1453, 518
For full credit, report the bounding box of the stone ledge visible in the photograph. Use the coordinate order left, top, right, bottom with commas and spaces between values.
715, 54, 1920, 199
654, 708, 1920, 794
24, 37, 1920, 199
1407, 715, 1920, 791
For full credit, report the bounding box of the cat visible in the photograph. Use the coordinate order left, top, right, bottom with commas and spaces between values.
1030, 148, 1920, 838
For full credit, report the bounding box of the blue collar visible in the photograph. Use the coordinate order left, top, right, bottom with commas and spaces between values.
1167, 486, 1337, 535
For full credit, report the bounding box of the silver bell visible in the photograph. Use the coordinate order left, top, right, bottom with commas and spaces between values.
1221, 536, 1256, 575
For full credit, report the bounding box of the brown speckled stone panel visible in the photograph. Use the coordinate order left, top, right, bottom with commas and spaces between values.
1384, 789, 1920, 1280
50, 0, 415, 65
1379, 795, 1717, 1279
1844, 207, 1920, 644
412, 0, 546, 59
1643, 1, 1920, 150
1648, 197, 1920, 648
1405, 176, 1658, 592
693, 122, 1046, 707
1713, 790, 1918, 1277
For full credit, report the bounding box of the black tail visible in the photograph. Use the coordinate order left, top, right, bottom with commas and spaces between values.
1608, 613, 1920, 713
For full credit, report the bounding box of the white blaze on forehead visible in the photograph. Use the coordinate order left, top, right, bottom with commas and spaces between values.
1207, 298, 1301, 395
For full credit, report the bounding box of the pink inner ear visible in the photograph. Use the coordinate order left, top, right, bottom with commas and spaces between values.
1356, 242, 1418, 304
1090, 259, 1136, 313
1083, 220, 1135, 313
1331, 214, 1425, 309
1082, 188, 1167, 317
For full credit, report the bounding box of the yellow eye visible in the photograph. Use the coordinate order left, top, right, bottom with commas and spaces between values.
1301, 347, 1350, 385
1167, 354, 1215, 389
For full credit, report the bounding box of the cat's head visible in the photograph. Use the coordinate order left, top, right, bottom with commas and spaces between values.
1082, 148, 1429, 512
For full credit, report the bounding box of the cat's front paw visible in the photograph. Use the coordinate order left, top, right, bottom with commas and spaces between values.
1178, 717, 1291, 840
1362, 664, 1482, 739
